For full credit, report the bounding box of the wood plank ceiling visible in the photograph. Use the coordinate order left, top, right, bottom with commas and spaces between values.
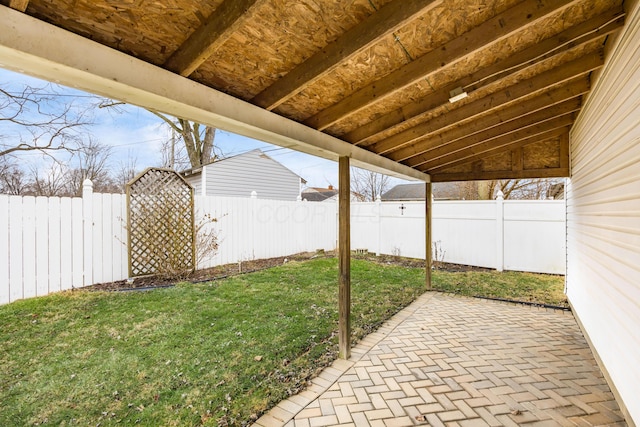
1, 0, 624, 182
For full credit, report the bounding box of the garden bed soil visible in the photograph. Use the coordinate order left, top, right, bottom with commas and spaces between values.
85, 251, 489, 292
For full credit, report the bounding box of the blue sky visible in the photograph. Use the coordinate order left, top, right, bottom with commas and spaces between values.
1, 67, 412, 189
0, 68, 328, 187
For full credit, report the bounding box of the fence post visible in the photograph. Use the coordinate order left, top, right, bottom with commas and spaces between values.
82, 179, 94, 286
375, 194, 381, 256
495, 190, 504, 272
250, 191, 257, 260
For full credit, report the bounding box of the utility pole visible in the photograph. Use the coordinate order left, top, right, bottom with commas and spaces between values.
170, 128, 176, 169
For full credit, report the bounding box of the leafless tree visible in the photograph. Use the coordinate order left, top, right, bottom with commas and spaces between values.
0, 84, 89, 158
350, 168, 391, 202
159, 132, 190, 171
28, 163, 70, 197
489, 179, 560, 200
0, 159, 30, 195
155, 115, 217, 169
438, 179, 562, 200
65, 138, 116, 196
113, 156, 139, 192
98, 99, 219, 170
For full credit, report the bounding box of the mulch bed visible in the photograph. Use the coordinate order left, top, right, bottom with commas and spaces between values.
85, 251, 487, 292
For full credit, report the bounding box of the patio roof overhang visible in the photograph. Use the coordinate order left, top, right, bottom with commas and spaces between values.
0, 0, 626, 360
0, 0, 624, 183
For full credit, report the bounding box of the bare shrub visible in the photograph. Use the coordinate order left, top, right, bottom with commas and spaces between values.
195, 213, 219, 269
432, 240, 446, 269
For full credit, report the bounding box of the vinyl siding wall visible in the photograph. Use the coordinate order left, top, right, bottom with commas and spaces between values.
204, 151, 301, 200
567, 1, 640, 423
184, 173, 202, 195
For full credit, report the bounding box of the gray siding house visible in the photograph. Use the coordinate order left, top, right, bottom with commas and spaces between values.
382, 182, 466, 201
301, 186, 338, 202
182, 149, 305, 200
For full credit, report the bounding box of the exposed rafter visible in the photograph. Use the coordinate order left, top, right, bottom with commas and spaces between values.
431, 166, 571, 182
378, 52, 602, 159
303, 0, 582, 131
414, 110, 578, 170
8, 0, 28, 11
346, 7, 624, 145
430, 127, 569, 175
389, 78, 590, 163
431, 130, 570, 182
251, 0, 442, 110
164, 0, 262, 77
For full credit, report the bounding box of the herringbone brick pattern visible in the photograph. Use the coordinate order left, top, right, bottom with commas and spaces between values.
255, 293, 627, 427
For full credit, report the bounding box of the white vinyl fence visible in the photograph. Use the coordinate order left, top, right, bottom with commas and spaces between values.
194, 194, 337, 269
0, 181, 129, 305
1, 183, 565, 305
0, 184, 338, 305
351, 197, 566, 275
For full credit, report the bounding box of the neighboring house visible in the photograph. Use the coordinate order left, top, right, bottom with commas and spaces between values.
182, 149, 306, 201
301, 186, 338, 202
382, 182, 469, 201
301, 185, 362, 202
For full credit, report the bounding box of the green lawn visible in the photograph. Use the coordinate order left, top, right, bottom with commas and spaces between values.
432, 269, 567, 307
0, 257, 565, 426
0, 258, 424, 426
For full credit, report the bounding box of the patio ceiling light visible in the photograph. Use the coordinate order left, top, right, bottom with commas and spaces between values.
449, 86, 468, 103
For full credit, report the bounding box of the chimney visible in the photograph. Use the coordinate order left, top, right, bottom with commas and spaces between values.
328, 185, 333, 190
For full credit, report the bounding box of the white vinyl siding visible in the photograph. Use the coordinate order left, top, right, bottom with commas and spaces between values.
183, 174, 202, 195
567, 1, 640, 424
203, 150, 301, 200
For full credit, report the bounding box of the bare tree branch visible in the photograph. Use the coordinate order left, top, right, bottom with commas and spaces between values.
0, 158, 30, 195
100, 98, 219, 169
1, 83, 91, 158
350, 168, 391, 202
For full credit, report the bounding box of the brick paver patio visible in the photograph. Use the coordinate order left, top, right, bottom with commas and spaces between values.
255, 292, 627, 427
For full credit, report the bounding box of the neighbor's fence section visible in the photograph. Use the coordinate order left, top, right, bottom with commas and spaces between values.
351, 197, 566, 275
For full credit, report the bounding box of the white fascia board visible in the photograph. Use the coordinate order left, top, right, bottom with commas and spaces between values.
0, 6, 429, 182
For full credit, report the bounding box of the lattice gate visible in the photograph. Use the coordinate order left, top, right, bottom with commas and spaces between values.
126, 168, 195, 277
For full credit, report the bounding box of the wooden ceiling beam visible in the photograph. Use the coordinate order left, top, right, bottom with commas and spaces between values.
511, 146, 524, 172
376, 52, 601, 157
430, 166, 570, 182
304, 0, 582, 131
164, 0, 262, 77
8, 0, 28, 12
414, 110, 577, 170
251, 0, 442, 110
430, 127, 569, 174
560, 132, 570, 170
387, 76, 591, 162
346, 7, 624, 145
